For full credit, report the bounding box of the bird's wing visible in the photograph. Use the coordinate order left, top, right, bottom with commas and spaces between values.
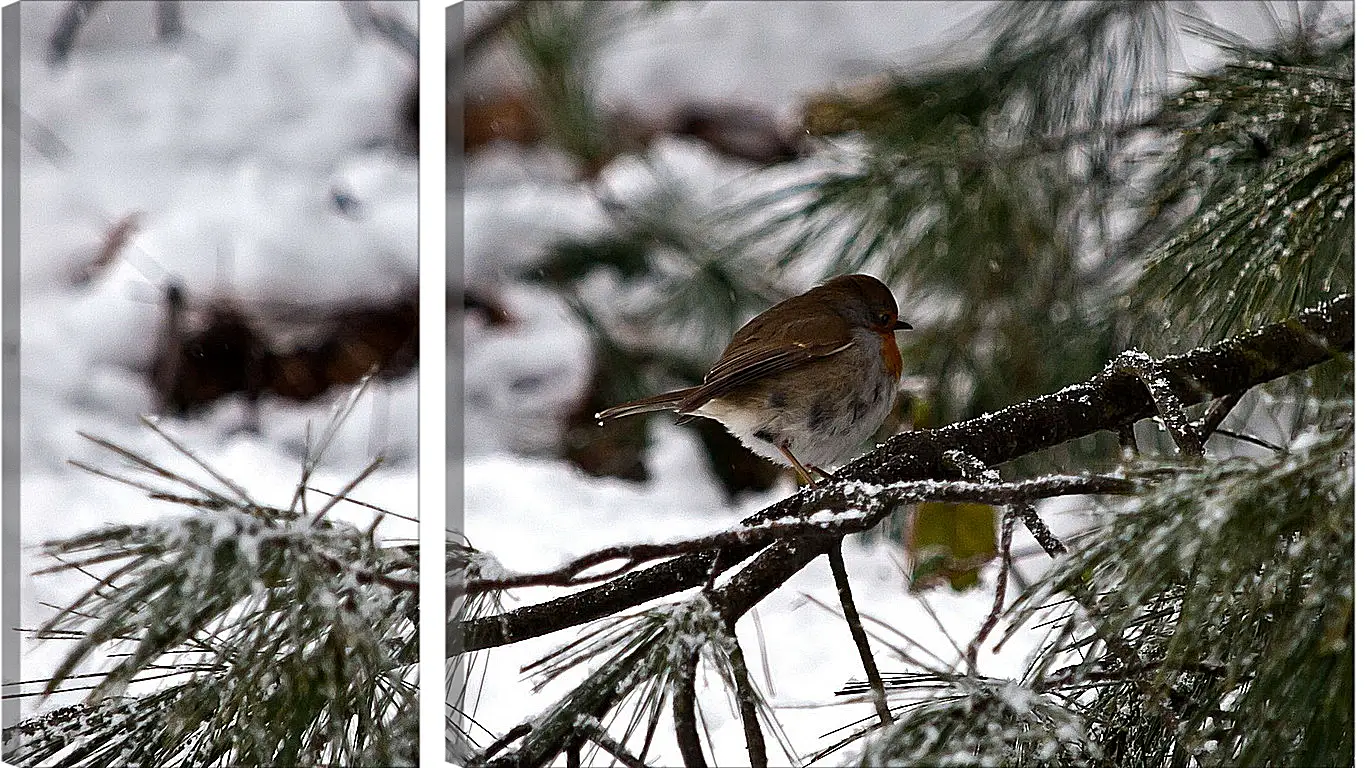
677, 315, 854, 412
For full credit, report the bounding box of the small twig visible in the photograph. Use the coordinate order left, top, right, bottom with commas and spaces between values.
575, 718, 650, 768
476, 722, 531, 762
721, 623, 768, 768
1211, 428, 1284, 452
827, 543, 892, 727
1117, 422, 1139, 453
1193, 388, 1247, 444
1015, 506, 1068, 558
703, 549, 725, 592
465, 474, 1132, 593
943, 449, 1066, 559
673, 646, 707, 768
310, 456, 385, 525
140, 415, 256, 506
966, 506, 1018, 672
1111, 351, 1205, 457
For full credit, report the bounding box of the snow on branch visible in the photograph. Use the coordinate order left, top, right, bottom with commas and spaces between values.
460, 473, 1134, 595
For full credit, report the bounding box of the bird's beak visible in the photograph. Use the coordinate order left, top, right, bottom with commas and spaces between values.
894, 320, 912, 331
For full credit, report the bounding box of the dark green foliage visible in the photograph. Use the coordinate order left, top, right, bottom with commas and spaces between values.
535, 231, 654, 287
1013, 410, 1352, 767
506, 0, 673, 173
1131, 23, 1353, 348
507, 1, 616, 170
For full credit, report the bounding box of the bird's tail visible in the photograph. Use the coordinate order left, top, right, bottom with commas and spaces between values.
595, 388, 695, 421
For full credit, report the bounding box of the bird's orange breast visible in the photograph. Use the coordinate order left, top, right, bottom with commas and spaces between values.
879, 331, 903, 380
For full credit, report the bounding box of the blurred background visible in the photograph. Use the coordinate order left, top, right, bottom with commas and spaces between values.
454, 0, 1351, 761
14, 0, 418, 716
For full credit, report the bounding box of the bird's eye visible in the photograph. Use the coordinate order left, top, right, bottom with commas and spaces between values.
876, 312, 892, 325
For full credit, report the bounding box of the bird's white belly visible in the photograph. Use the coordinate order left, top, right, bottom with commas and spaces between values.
694, 372, 895, 471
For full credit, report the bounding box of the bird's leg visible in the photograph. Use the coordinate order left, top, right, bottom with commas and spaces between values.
777, 443, 817, 487
811, 466, 836, 481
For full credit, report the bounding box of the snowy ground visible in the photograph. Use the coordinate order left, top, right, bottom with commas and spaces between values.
13, 0, 418, 716
456, 1, 1348, 765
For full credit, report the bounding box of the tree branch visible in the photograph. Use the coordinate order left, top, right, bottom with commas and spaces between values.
829, 543, 893, 727
722, 623, 767, 768
1110, 351, 1205, 457
1194, 388, 1247, 444
461, 474, 1130, 595
454, 295, 1352, 654
575, 718, 651, 768
673, 646, 706, 768
967, 506, 1017, 673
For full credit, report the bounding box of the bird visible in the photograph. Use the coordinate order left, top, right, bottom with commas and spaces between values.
596, 274, 911, 485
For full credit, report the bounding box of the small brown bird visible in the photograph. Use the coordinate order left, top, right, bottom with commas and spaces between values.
596, 274, 910, 485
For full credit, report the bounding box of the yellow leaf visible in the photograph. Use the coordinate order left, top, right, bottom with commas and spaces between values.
906, 502, 998, 591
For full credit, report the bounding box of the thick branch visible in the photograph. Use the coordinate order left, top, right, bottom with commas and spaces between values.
455, 295, 1352, 653
846, 294, 1349, 485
